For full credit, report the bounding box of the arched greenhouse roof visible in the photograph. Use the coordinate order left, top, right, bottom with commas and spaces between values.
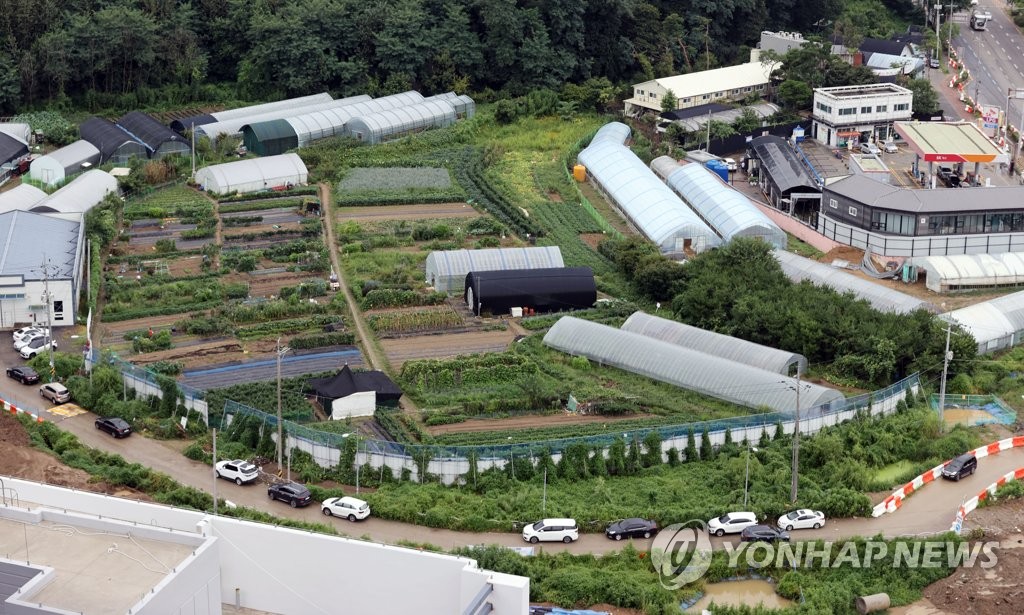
0, 183, 47, 215
543, 316, 844, 414
30, 170, 118, 215
774, 250, 937, 314
425, 246, 564, 293
212, 93, 334, 122
346, 99, 458, 144
282, 91, 424, 147
663, 162, 787, 250
169, 113, 216, 134
621, 311, 807, 375
589, 122, 630, 146
117, 111, 189, 155
196, 95, 367, 142
79, 117, 147, 163
577, 137, 721, 255
941, 290, 1024, 354
29, 140, 101, 186
908, 253, 1024, 293
194, 153, 308, 195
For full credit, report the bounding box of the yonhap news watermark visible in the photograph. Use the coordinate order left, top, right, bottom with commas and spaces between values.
650, 521, 999, 589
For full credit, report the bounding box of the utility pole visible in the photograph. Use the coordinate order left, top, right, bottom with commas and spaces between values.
212, 428, 218, 516
935, 4, 942, 65
938, 324, 953, 431
275, 338, 290, 470
790, 371, 802, 504
36, 256, 59, 380
190, 123, 196, 181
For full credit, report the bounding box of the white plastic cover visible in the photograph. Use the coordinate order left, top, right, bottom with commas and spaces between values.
195, 153, 308, 195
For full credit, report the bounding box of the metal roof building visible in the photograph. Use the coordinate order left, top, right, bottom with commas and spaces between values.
29, 140, 102, 186
0, 183, 47, 215
774, 250, 937, 314
654, 158, 787, 250
170, 92, 334, 133
748, 135, 822, 201
424, 246, 564, 293
79, 117, 148, 164
346, 99, 460, 144
578, 125, 721, 256
941, 290, 1024, 354
621, 311, 807, 375
194, 153, 308, 195
117, 112, 190, 158
908, 253, 1024, 293
543, 316, 844, 414
30, 170, 118, 218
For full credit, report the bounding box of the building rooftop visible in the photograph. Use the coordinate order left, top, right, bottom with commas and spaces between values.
894, 121, 1007, 164
638, 60, 777, 98
0, 210, 81, 280
815, 83, 913, 99
824, 173, 1024, 213
0, 514, 197, 615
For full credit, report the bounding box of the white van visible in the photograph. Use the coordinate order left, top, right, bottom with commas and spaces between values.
523, 518, 579, 543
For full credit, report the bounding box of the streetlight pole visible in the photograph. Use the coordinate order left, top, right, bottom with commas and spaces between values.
938, 324, 953, 432
275, 338, 290, 470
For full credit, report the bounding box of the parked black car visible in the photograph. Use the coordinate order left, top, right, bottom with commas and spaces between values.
6, 366, 40, 384
605, 518, 659, 540
268, 481, 312, 508
942, 452, 977, 481
95, 417, 132, 438
740, 525, 790, 543
937, 166, 961, 188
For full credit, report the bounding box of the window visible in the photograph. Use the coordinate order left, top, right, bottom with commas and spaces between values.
894, 103, 909, 111
849, 206, 858, 217
683, 97, 691, 103
829, 198, 838, 209
838, 107, 856, 116
53, 300, 64, 321
702, 94, 709, 100
876, 105, 887, 112
861, 106, 872, 113
638, 89, 645, 96
871, 211, 916, 235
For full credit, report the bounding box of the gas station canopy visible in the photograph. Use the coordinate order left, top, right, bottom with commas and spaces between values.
894, 121, 1007, 164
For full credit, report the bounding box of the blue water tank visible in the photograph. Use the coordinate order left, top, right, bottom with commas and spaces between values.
705, 159, 729, 182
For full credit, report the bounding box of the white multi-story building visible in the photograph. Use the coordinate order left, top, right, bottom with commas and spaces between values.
811, 83, 913, 147
625, 49, 777, 115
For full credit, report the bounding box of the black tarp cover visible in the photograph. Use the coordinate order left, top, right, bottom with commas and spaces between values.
464, 267, 597, 316
0, 132, 28, 165
308, 365, 403, 402
170, 113, 217, 134
118, 111, 188, 152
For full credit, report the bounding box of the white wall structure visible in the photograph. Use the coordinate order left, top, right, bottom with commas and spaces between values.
331, 390, 376, 419
0, 183, 47, 215
0, 478, 531, 615
811, 83, 914, 147
29, 140, 102, 186
195, 153, 308, 195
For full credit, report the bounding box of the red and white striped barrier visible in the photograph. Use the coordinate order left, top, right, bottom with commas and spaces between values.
950, 467, 1024, 533
1, 398, 44, 424
872, 437, 1024, 517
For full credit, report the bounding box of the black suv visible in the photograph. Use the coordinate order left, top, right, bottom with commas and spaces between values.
268, 481, 312, 507
942, 453, 977, 481
937, 166, 961, 188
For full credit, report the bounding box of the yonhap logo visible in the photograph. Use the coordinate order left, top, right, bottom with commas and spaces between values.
649, 521, 713, 589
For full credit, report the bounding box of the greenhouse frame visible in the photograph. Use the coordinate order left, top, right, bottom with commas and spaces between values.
423, 92, 476, 118
908, 253, 1024, 293
774, 250, 936, 314
465, 267, 596, 316
589, 122, 631, 146
79, 117, 148, 164
345, 99, 459, 144
29, 140, 102, 186
194, 153, 308, 195
30, 170, 118, 218
621, 311, 807, 375
170, 92, 334, 133
424, 246, 565, 293
117, 112, 190, 158
543, 317, 844, 414
942, 291, 1024, 354
656, 159, 787, 250
196, 96, 363, 143
0, 183, 47, 215
0, 123, 31, 143
577, 133, 721, 256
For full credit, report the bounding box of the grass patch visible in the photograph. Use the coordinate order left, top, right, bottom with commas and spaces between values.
786, 233, 825, 259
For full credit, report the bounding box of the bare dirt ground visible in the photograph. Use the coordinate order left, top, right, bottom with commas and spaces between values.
98, 313, 193, 343
380, 329, 515, 369
579, 232, 608, 250
426, 411, 657, 436
222, 269, 314, 298
336, 203, 481, 222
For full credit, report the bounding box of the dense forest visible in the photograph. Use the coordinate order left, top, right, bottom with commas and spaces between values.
0, 0, 922, 114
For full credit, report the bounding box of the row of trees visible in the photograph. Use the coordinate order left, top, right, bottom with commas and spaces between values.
0, 0, 917, 114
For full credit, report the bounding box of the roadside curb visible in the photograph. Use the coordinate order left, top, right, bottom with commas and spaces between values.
950, 466, 1024, 533
1, 397, 45, 423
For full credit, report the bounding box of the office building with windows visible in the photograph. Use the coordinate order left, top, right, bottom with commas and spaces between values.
811, 83, 913, 148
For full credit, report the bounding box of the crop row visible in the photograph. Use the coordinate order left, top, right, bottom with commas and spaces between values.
233, 315, 338, 340
333, 190, 467, 206
361, 289, 446, 310
289, 332, 355, 349
400, 353, 537, 392
367, 309, 463, 334
217, 187, 318, 203
218, 198, 308, 214
338, 167, 453, 192
449, 147, 542, 239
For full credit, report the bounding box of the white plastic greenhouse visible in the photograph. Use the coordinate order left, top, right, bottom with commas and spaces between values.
423, 92, 476, 118
774, 251, 936, 314
30, 170, 118, 217
543, 316, 844, 414
0, 123, 31, 143
29, 140, 102, 186
577, 132, 721, 256
197, 95, 370, 142
656, 159, 787, 250
346, 99, 459, 144
194, 153, 308, 195
424, 246, 564, 293
908, 253, 1024, 293
589, 122, 631, 146
942, 291, 1024, 354
213, 93, 334, 122
0, 183, 47, 215
621, 311, 807, 375
284, 91, 424, 147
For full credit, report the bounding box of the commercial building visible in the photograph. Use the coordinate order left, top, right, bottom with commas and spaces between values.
746, 135, 822, 222
759, 31, 808, 55
625, 50, 777, 115
811, 83, 913, 147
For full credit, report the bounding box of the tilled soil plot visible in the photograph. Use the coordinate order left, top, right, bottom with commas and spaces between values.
337, 203, 481, 221
380, 329, 515, 369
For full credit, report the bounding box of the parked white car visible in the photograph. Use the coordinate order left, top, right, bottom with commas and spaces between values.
214, 459, 259, 485
523, 518, 579, 544
883, 141, 898, 154
723, 157, 738, 172
859, 142, 882, 155
20, 337, 56, 359
707, 512, 758, 536
777, 509, 826, 531
14, 331, 46, 350
321, 496, 371, 521
12, 326, 43, 343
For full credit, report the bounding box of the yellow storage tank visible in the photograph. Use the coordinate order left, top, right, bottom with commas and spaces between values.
572, 164, 587, 182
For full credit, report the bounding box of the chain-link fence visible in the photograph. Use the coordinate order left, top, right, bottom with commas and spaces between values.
87, 350, 208, 422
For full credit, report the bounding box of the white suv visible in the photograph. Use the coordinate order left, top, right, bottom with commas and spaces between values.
708, 512, 758, 536
321, 496, 371, 521
214, 459, 259, 485
523, 518, 579, 544
859, 142, 882, 155
20, 337, 56, 359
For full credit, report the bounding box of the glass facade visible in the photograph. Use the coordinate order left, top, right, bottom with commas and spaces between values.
927, 212, 1024, 235
871, 210, 916, 235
